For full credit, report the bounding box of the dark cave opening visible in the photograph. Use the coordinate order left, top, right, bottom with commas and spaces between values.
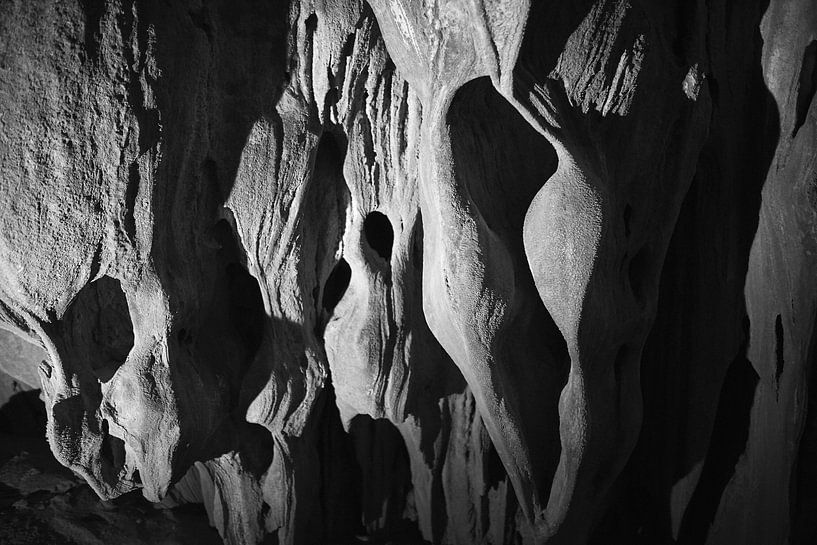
65, 275, 134, 384
363, 211, 394, 262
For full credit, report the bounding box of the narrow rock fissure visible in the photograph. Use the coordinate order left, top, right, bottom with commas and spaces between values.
794, 40, 817, 137
677, 317, 759, 545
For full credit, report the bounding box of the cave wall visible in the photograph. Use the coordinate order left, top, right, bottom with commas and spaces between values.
0, 0, 815, 544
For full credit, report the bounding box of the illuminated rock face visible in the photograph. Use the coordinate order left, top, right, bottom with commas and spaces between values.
0, 0, 815, 543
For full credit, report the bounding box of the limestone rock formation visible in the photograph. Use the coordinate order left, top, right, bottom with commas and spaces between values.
0, 0, 816, 543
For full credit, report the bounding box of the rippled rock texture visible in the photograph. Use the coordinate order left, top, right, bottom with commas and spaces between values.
1, 0, 816, 543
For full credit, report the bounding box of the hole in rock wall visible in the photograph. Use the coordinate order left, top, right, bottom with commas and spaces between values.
235, 422, 274, 478
23, 276, 137, 488
322, 258, 352, 314
363, 211, 394, 261
66, 276, 135, 383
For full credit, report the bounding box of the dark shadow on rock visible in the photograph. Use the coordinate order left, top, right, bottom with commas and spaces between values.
447, 75, 566, 505
349, 414, 425, 543
590, 1, 780, 543
790, 313, 817, 544
517, 0, 598, 80
314, 383, 365, 543
0, 389, 222, 545
131, 0, 291, 483
676, 317, 760, 544
0, 390, 46, 438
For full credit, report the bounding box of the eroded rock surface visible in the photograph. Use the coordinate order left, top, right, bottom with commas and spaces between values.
1, 0, 816, 543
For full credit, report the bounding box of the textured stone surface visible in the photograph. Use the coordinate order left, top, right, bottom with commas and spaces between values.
0, 0, 816, 544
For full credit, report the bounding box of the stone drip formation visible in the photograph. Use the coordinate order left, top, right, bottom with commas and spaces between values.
0, 1, 816, 544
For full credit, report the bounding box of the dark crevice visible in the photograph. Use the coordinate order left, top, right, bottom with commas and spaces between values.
79, 0, 106, 62
212, 217, 240, 262
124, 162, 139, 242
349, 415, 421, 541
384, 57, 396, 74
484, 439, 507, 492
322, 258, 351, 314
411, 217, 423, 269
100, 419, 126, 481
338, 25, 358, 65
794, 40, 817, 137
89, 241, 103, 281
225, 262, 265, 358
677, 316, 759, 545
136, 110, 162, 156
363, 211, 394, 262
116, 0, 160, 157
308, 129, 350, 338
791, 310, 817, 544
236, 423, 274, 478
623, 204, 633, 238
204, 217, 266, 404
315, 385, 364, 542
305, 12, 318, 35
